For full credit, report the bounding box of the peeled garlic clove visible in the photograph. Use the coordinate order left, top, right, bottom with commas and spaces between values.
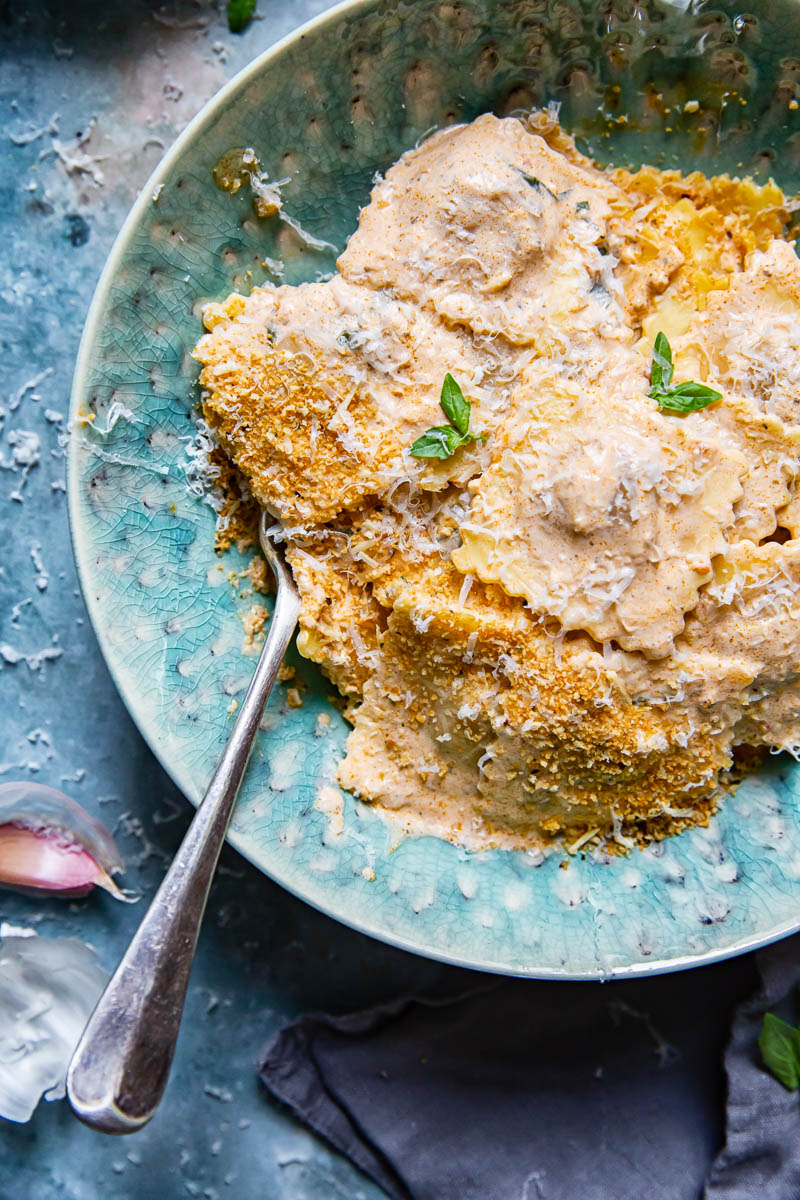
0, 782, 131, 900
0, 825, 110, 898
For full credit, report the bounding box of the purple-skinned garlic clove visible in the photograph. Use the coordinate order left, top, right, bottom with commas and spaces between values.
0, 782, 133, 901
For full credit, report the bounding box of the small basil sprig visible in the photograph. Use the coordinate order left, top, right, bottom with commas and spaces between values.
760, 1011, 800, 1090
648, 332, 722, 414
410, 374, 486, 460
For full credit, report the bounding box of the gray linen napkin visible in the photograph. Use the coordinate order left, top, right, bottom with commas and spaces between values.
706, 934, 800, 1198
261, 950, 769, 1200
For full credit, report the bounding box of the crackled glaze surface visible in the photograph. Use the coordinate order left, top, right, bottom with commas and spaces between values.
70, 0, 800, 978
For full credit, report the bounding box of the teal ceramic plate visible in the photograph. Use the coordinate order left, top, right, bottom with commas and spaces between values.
69, 0, 800, 979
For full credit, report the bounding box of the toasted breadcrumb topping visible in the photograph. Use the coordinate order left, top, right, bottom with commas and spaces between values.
194, 113, 800, 852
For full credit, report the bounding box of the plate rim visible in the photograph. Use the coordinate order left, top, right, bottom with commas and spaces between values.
67, 0, 800, 980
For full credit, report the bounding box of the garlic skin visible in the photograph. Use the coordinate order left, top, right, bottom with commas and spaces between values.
0, 929, 109, 1122
0, 783, 130, 900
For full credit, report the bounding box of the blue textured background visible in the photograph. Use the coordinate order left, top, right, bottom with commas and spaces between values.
66, 0, 800, 980
0, 3, 448, 1196
0, 1, 783, 1196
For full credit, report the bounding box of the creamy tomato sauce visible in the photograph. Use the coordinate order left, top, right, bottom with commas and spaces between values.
194, 112, 800, 853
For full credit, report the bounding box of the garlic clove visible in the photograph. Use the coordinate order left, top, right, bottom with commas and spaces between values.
0, 825, 112, 898
0, 782, 132, 901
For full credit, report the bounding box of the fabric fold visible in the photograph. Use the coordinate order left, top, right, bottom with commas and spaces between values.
261, 958, 759, 1200
705, 935, 800, 1199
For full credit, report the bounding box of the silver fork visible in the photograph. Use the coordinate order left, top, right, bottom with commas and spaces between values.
66, 512, 300, 1134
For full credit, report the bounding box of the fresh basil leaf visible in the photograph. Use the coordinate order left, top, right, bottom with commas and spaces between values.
670, 381, 722, 400
521, 173, 559, 202
576, 200, 590, 211
439, 373, 471, 436
760, 1013, 800, 1090
648, 332, 721, 414
410, 425, 464, 459
410, 428, 483, 460
411, 371, 487, 458
227, 0, 256, 32
651, 331, 674, 391
655, 382, 722, 413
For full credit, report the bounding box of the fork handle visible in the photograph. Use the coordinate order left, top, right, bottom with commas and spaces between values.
66, 580, 300, 1134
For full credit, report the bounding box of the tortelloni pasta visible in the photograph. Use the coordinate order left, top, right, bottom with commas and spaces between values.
194, 111, 800, 853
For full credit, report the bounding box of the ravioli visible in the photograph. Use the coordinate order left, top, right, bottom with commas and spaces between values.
197, 276, 487, 524
453, 367, 746, 655
338, 113, 622, 347
194, 112, 800, 853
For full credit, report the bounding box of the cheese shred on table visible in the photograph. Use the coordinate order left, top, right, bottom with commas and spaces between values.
193, 111, 800, 853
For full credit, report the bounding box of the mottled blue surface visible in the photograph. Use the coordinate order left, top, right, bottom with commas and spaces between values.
0, 3, 451, 1197
69, 0, 800, 980
0, 1, 798, 1196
